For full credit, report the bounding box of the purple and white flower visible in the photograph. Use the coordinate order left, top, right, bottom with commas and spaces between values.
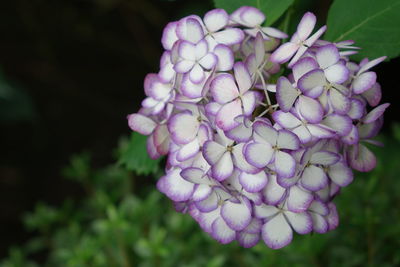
128, 6, 388, 250
270, 12, 326, 67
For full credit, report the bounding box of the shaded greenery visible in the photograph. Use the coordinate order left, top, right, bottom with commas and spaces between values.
2, 125, 400, 267
325, 0, 400, 61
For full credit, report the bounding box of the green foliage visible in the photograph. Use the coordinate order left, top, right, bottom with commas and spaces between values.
117, 132, 161, 176
0, 247, 38, 267
325, 0, 400, 61
2, 129, 400, 266
213, 0, 294, 26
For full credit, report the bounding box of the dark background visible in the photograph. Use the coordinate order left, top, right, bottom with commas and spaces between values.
0, 0, 398, 258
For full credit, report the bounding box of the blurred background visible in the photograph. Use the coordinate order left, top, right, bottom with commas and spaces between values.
0, 0, 399, 266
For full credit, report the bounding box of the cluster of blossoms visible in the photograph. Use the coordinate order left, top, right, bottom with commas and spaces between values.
128, 7, 389, 249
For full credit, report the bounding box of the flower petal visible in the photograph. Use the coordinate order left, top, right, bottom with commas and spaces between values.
272, 110, 301, 129
293, 125, 312, 143
301, 165, 328, 191
192, 184, 212, 201
211, 217, 236, 244
213, 28, 244, 46
225, 120, 252, 142
263, 174, 286, 205
310, 151, 340, 165
325, 64, 349, 84
240, 6, 265, 27
253, 121, 278, 145
277, 130, 300, 150
174, 59, 195, 73
213, 44, 234, 71
234, 62, 252, 94
177, 17, 204, 43
177, 139, 200, 161
189, 64, 205, 83
327, 203, 339, 231
297, 69, 325, 97
253, 32, 265, 66
254, 204, 279, 219
221, 199, 252, 231
215, 99, 242, 130
204, 8, 228, 32
310, 213, 328, 233
241, 91, 258, 115
270, 42, 299, 63
321, 114, 352, 137
199, 53, 217, 70
309, 200, 329, 215
353, 71, 376, 94
292, 57, 319, 82
328, 88, 351, 115
161, 21, 178, 50
341, 124, 359, 145
276, 77, 299, 112
232, 143, 260, 174
296, 12, 316, 40
362, 103, 389, 124
261, 26, 288, 39
195, 190, 218, 212
362, 83, 381, 107
147, 135, 161, 159
347, 143, 376, 172
358, 119, 382, 139
304, 25, 327, 46
275, 151, 296, 178
181, 167, 214, 185
357, 56, 386, 75
298, 95, 324, 123
307, 124, 335, 139
127, 113, 156, 135
210, 74, 239, 104
179, 40, 196, 61
157, 169, 195, 202
237, 232, 260, 248
328, 161, 353, 187
242, 218, 263, 234
212, 152, 234, 181
146, 75, 172, 100
285, 210, 312, 234
197, 207, 219, 233
288, 45, 309, 68
262, 213, 293, 249
316, 44, 339, 69
239, 170, 268, 193
180, 73, 206, 98
202, 140, 226, 165
287, 185, 313, 212
168, 112, 199, 144
244, 142, 274, 168
153, 124, 170, 155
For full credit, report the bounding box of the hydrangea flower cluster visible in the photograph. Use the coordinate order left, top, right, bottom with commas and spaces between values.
128, 7, 389, 249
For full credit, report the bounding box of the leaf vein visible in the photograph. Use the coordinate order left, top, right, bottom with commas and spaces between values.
333, 2, 400, 42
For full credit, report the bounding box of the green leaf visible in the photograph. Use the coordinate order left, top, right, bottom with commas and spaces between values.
325, 0, 400, 61
213, 0, 294, 26
118, 132, 161, 175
